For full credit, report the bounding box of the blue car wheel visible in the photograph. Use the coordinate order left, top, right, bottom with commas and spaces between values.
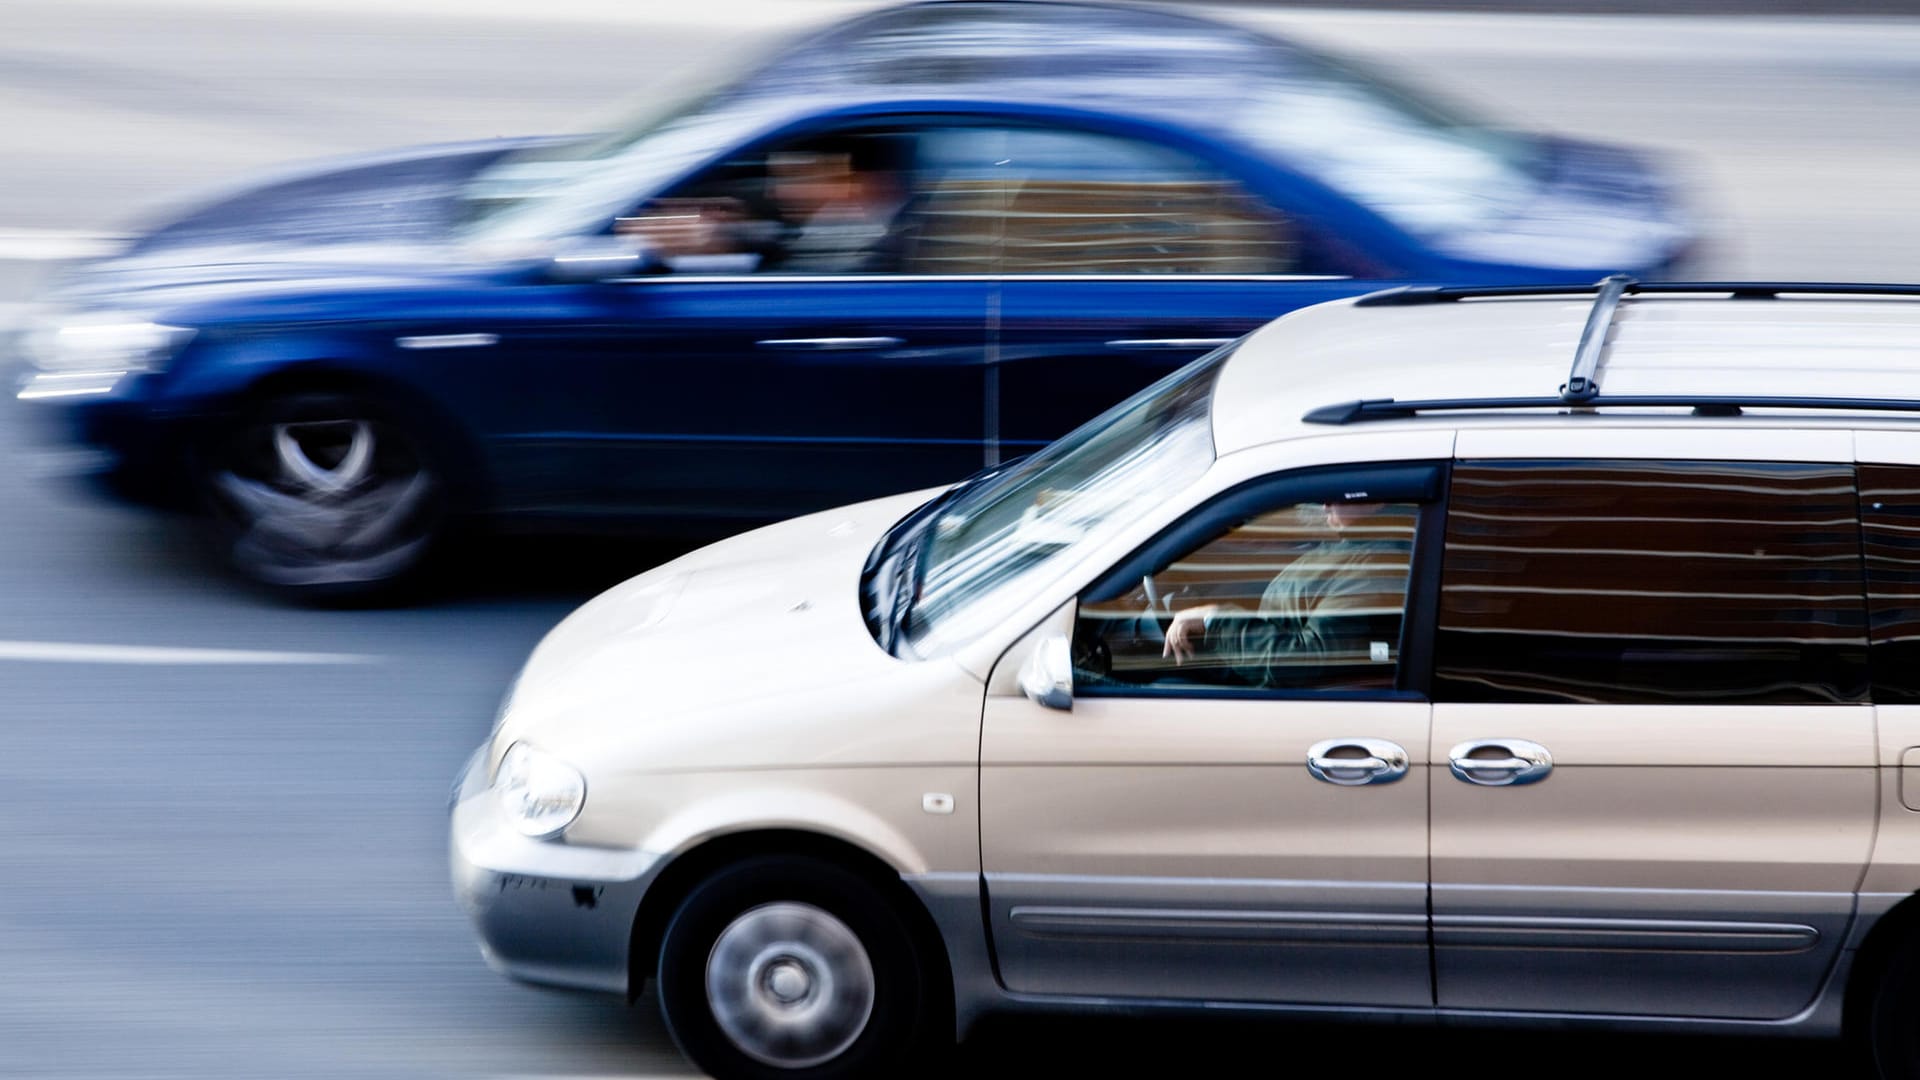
200, 390, 446, 601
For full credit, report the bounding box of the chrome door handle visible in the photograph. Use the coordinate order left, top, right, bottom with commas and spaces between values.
1105, 338, 1236, 351
1306, 738, 1409, 786
1448, 739, 1553, 786
756, 337, 904, 351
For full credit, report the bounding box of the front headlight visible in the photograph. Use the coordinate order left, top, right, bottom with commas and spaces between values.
21, 313, 195, 374
493, 741, 585, 839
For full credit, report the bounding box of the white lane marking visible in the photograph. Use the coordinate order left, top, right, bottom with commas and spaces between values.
0, 229, 126, 262
0, 640, 377, 665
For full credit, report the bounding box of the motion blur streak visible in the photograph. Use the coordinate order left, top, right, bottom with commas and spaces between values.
0, 640, 374, 664
0, 0, 1907, 1077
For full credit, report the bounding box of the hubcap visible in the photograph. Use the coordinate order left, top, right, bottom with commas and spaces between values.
705, 902, 875, 1069
213, 414, 436, 587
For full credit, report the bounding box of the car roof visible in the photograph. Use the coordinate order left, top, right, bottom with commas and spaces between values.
1210, 286, 1920, 456
718, 1, 1339, 140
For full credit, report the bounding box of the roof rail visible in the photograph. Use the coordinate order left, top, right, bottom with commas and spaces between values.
1303, 395, 1920, 426
1351, 281, 1920, 307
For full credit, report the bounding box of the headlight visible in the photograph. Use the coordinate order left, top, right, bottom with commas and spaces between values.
493, 742, 585, 839
21, 313, 195, 374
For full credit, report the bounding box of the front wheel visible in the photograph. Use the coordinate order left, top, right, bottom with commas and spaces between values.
199, 391, 446, 601
657, 855, 942, 1079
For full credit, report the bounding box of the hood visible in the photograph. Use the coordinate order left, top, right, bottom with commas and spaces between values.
491, 487, 968, 772
124, 135, 573, 257
34, 136, 579, 318
1435, 136, 1697, 275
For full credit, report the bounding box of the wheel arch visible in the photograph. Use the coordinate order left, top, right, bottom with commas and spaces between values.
1844, 888, 1920, 1042
627, 828, 957, 1023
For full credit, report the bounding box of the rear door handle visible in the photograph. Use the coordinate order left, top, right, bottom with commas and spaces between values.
1448, 739, 1553, 786
1105, 338, 1236, 351
756, 337, 904, 352
1306, 738, 1409, 786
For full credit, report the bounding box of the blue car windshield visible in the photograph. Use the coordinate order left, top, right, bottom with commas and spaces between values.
900, 346, 1228, 660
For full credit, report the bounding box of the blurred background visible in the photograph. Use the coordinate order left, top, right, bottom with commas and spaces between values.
2, 0, 1917, 1076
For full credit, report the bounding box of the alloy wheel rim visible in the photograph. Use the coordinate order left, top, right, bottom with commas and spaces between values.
704, 901, 876, 1069
213, 415, 436, 586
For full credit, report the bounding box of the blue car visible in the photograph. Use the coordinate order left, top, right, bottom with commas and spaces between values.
13, 0, 1696, 598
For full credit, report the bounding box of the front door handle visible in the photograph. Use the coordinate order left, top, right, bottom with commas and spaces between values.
1105, 338, 1236, 351
1307, 737, 1409, 786
1448, 739, 1553, 786
756, 337, 904, 352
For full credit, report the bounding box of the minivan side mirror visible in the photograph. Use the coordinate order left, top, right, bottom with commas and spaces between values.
545, 236, 662, 283
1019, 633, 1074, 711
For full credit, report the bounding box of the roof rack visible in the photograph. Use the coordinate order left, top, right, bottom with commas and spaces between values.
1304, 278, 1920, 425
1303, 395, 1920, 426
1352, 280, 1920, 307
1562, 273, 1632, 402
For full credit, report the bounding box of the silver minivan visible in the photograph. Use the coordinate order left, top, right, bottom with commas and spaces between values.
453, 280, 1920, 1079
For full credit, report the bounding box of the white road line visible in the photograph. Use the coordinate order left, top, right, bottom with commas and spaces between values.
0, 640, 377, 665
0, 228, 126, 262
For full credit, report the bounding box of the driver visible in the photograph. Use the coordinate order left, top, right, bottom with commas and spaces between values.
1161, 500, 1403, 688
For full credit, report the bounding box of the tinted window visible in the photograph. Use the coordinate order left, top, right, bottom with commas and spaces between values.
1861, 464, 1920, 702
906, 127, 1305, 275
1435, 461, 1868, 705
1075, 500, 1419, 695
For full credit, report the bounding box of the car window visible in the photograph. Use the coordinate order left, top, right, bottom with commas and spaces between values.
614, 129, 924, 275
1434, 460, 1869, 705
903, 126, 1308, 275
1860, 464, 1920, 703
1075, 499, 1419, 695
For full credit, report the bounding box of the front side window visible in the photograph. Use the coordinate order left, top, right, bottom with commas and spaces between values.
1435, 460, 1868, 705
1076, 499, 1419, 695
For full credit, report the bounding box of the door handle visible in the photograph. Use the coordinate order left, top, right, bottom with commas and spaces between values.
1306, 738, 1409, 786
1448, 739, 1553, 786
756, 337, 904, 351
1105, 338, 1236, 351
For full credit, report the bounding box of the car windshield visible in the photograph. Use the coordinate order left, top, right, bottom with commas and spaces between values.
897, 347, 1228, 659
1240, 45, 1543, 238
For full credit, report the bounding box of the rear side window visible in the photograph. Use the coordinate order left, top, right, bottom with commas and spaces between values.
1861, 464, 1920, 703
1434, 460, 1868, 705
904, 126, 1304, 275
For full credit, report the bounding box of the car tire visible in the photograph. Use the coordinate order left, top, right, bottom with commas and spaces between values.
657, 854, 941, 1080
198, 389, 447, 602
1866, 924, 1920, 1079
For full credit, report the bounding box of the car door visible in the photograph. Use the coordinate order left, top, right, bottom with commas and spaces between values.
979, 462, 1444, 1006
498, 124, 993, 523
905, 122, 1400, 459
1428, 429, 1876, 1020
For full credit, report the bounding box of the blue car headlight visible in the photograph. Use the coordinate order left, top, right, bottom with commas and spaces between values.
16, 313, 195, 400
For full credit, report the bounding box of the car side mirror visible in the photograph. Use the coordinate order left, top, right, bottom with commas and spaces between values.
1019, 632, 1074, 711
545, 236, 662, 283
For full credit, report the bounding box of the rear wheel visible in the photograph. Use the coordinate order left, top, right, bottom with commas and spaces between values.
657, 855, 940, 1079
1867, 926, 1920, 1079
199, 390, 446, 601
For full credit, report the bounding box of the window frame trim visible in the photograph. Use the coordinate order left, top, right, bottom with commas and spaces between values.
1072, 459, 1450, 702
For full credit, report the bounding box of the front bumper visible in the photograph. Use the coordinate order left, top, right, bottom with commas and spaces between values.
10, 370, 188, 507
448, 744, 662, 995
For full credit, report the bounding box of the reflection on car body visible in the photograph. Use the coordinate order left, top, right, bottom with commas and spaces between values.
15, 1, 1695, 599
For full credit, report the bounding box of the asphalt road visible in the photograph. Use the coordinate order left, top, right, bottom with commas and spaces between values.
0, 1, 1913, 1076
